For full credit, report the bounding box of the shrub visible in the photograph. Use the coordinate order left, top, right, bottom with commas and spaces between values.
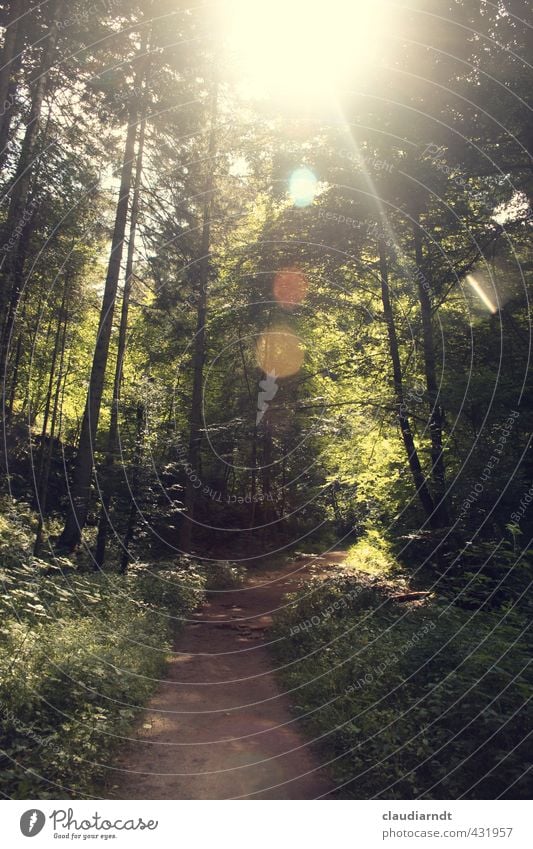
0, 607, 170, 797
344, 529, 399, 576
201, 560, 246, 590
271, 575, 532, 799
0, 508, 206, 798
126, 561, 205, 617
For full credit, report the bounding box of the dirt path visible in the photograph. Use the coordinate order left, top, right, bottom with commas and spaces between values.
112, 553, 344, 799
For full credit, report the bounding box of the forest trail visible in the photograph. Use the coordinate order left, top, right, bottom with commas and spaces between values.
111, 552, 345, 799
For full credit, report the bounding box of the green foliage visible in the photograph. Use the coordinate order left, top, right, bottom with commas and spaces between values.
126, 561, 206, 617
0, 498, 36, 568
436, 541, 533, 613
0, 507, 206, 798
272, 573, 532, 799
0, 608, 169, 798
344, 530, 399, 576
0, 0, 532, 802
201, 560, 246, 590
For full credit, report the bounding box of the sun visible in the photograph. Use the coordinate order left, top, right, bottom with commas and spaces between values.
221, 0, 388, 104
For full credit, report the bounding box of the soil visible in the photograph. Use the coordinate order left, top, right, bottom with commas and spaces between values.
111, 552, 345, 799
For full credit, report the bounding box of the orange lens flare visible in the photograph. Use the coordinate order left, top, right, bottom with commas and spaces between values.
273, 269, 308, 309
255, 326, 305, 378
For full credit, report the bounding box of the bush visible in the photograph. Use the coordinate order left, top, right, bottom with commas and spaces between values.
126, 561, 205, 616
0, 606, 170, 797
0, 498, 35, 569
271, 575, 532, 799
0, 507, 206, 798
436, 540, 533, 613
201, 560, 246, 590
344, 530, 399, 576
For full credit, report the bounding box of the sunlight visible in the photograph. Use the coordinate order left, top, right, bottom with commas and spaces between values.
223, 0, 387, 103
289, 167, 318, 207
466, 274, 498, 314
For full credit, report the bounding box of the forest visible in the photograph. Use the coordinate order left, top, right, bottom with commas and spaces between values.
0, 0, 531, 801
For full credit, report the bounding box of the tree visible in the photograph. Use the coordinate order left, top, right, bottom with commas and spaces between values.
0, 0, 64, 389
94, 90, 147, 568
57, 35, 147, 551
179, 80, 218, 551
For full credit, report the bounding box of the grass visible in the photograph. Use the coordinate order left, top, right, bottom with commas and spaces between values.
343, 529, 398, 576
0, 499, 238, 798
270, 532, 532, 799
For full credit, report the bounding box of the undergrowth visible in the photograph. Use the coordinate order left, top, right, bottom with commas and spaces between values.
271, 533, 532, 799
0, 499, 240, 798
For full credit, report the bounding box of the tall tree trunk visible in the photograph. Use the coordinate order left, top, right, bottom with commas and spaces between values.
179, 83, 218, 551
411, 209, 449, 526
378, 237, 436, 523
27, 292, 56, 424
34, 293, 69, 553
510, 0, 533, 212
0, 0, 27, 168
6, 288, 26, 417
57, 94, 140, 551
0, 0, 63, 388
95, 100, 147, 569
35, 275, 69, 487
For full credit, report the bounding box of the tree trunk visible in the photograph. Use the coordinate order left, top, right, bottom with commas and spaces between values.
0, 0, 26, 153
0, 0, 27, 168
249, 423, 258, 528
6, 288, 26, 417
378, 237, 436, 522
95, 100, 147, 569
179, 83, 218, 551
510, 0, 533, 212
57, 96, 140, 551
35, 276, 69, 488
34, 292, 69, 554
260, 414, 274, 541
0, 0, 63, 385
120, 399, 146, 573
411, 209, 449, 526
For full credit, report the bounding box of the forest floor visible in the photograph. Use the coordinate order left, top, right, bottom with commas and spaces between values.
110, 552, 345, 799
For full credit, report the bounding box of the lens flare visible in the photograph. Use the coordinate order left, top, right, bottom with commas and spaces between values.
256, 326, 305, 377
289, 167, 317, 207
466, 274, 498, 314
273, 268, 308, 308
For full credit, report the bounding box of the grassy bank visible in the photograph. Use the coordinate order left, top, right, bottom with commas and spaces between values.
271, 535, 532, 799
0, 501, 210, 798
